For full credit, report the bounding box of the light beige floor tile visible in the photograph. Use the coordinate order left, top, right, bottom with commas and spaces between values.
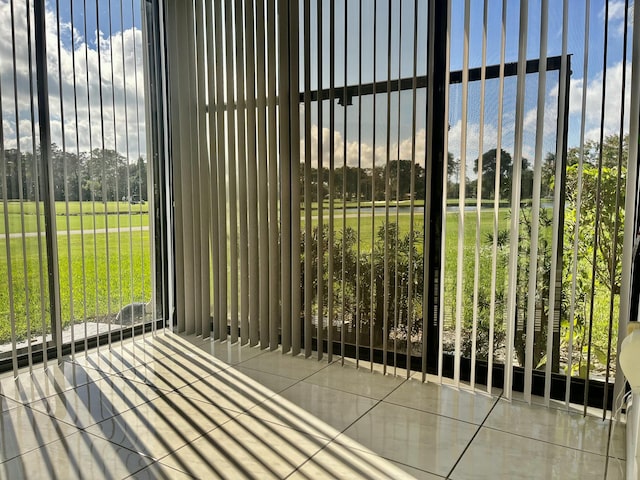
305, 362, 406, 400
0, 431, 152, 480
177, 366, 286, 413
126, 461, 196, 480
0, 361, 107, 404
0, 405, 77, 462
72, 347, 154, 376
233, 366, 299, 394
195, 339, 266, 366
120, 356, 220, 392
249, 381, 377, 435
161, 413, 329, 479
0, 396, 19, 413
237, 350, 332, 380
336, 402, 478, 477
606, 457, 626, 480
29, 375, 160, 429
290, 441, 442, 479
485, 397, 626, 459
86, 392, 237, 460
390, 460, 445, 479
384, 377, 498, 425
449, 427, 612, 480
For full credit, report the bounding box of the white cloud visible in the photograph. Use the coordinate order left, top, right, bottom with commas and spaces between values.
603, 1, 633, 36
447, 120, 499, 176
0, 0, 146, 161
567, 60, 632, 143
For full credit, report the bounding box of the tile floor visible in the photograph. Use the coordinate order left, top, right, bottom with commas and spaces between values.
0, 332, 627, 479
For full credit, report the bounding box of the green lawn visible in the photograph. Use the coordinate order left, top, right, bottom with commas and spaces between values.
0, 230, 150, 343
0, 201, 149, 234
0, 200, 617, 374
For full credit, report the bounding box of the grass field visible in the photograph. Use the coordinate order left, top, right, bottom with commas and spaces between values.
0, 201, 148, 235
0, 230, 150, 343
0, 200, 618, 376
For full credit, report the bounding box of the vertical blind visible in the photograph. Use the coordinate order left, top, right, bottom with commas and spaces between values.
165, 0, 639, 414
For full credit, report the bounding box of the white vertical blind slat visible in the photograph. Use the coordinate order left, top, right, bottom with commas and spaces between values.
524, 0, 549, 404
504, 0, 529, 400
545, 0, 569, 406
487, 0, 508, 395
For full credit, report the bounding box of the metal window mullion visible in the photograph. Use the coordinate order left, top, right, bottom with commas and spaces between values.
454, 0, 471, 387
29, 0, 46, 368
213, 0, 228, 341
504, 0, 529, 400
317, 0, 324, 361
278, 0, 292, 353
407, 0, 418, 380
224, 0, 239, 343
544, 0, 568, 406
470, 0, 488, 390
393, 1, 403, 377
355, 0, 362, 368
487, 0, 508, 394
432, 0, 451, 383
340, 0, 347, 364
369, 0, 376, 371
235, 0, 250, 345
328, 0, 335, 363
195, 0, 211, 338
33, 0, 61, 363
255, 0, 269, 348
524, 0, 548, 404
382, 0, 392, 375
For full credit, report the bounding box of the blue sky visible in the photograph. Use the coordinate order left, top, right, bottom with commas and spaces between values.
0, 0, 634, 171
0, 0, 146, 158
303, 0, 634, 170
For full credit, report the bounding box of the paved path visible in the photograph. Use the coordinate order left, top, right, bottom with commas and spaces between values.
3, 226, 148, 239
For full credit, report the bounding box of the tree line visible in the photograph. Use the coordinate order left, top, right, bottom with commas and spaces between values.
1, 144, 147, 202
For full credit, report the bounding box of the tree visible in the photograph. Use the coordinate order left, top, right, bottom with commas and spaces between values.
473, 148, 512, 200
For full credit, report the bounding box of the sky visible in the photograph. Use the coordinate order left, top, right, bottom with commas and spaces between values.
303, 0, 635, 172
0, 0, 146, 160
0, 0, 635, 174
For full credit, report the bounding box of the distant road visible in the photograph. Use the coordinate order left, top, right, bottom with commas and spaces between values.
4, 226, 148, 239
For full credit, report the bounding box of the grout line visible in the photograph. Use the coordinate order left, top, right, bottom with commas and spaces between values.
479, 423, 625, 460
380, 396, 491, 428
445, 389, 503, 479
284, 375, 410, 479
